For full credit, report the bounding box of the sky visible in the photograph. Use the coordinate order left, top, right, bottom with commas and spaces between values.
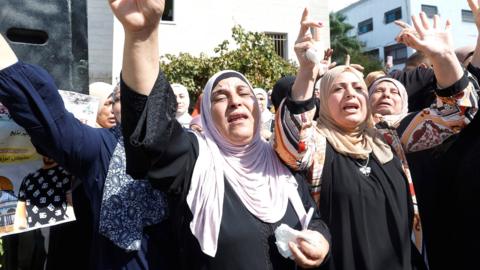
329, 0, 360, 12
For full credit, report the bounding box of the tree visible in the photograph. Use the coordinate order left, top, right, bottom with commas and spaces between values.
160, 26, 297, 102
329, 12, 383, 74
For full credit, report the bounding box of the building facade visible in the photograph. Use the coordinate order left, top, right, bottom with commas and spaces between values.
88, 0, 331, 83
339, 0, 477, 70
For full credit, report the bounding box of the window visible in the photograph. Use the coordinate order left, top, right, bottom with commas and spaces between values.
358, 18, 373, 35
421, 5, 438, 18
384, 43, 408, 65
365, 49, 380, 60
385, 7, 402, 24
161, 0, 174, 21
266, 32, 288, 59
462, 10, 475, 23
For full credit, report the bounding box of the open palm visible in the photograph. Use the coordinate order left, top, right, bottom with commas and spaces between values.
109, 0, 165, 33
395, 12, 453, 57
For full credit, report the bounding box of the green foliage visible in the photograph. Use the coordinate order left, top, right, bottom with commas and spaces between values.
329, 12, 383, 74
0, 238, 3, 268
160, 26, 297, 101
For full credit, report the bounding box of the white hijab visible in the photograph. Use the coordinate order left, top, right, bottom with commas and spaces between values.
253, 87, 273, 124
369, 77, 409, 127
171, 83, 192, 128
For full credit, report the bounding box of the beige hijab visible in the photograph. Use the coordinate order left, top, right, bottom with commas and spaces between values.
317, 65, 393, 164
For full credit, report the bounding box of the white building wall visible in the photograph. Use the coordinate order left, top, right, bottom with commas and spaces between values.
87, 0, 114, 83
339, 0, 478, 69
90, 0, 330, 83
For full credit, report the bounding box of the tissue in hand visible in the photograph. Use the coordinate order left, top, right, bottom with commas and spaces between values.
274, 223, 321, 259
305, 48, 322, 66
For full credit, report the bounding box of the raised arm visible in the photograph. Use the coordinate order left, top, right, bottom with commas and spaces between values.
468, 0, 480, 68
109, 0, 197, 184
291, 8, 323, 101
395, 13, 463, 88
109, 0, 164, 95
0, 34, 113, 189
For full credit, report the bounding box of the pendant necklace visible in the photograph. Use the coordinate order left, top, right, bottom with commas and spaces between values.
353, 155, 371, 177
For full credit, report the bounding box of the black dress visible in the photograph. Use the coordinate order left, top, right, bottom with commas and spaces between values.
120, 72, 331, 270
318, 143, 415, 270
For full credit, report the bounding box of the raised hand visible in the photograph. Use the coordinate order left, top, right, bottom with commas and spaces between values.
467, 0, 480, 31
318, 49, 337, 78
468, 0, 480, 67
291, 8, 324, 101
395, 12, 462, 88
294, 8, 323, 71
394, 12, 454, 58
109, 0, 165, 33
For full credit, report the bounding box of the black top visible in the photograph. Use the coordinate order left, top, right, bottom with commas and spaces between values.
18, 165, 71, 227
120, 71, 331, 270
391, 67, 436, 112
318, 143, 416, 270
422, 64, 480, 270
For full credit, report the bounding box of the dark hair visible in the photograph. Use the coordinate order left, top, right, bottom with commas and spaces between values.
271, 76, 295, 111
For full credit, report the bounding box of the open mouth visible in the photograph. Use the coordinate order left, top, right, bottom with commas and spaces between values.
227, 113, 249, 123
343, 103, 359, 112
377, 101, 392, 107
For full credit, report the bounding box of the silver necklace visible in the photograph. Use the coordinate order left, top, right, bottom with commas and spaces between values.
353, 155, 371, 177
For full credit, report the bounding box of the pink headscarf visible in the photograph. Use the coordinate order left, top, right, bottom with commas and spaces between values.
187, 70, 301, 257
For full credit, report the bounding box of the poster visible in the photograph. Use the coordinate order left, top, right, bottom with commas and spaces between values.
0, 91, 98, 237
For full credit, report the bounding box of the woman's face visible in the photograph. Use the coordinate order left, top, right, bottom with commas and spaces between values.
327, 72, 368, 131
112, 88, 121, 123
97, 97, 116, 128
369, 81, 403, 115
173, 88, 189, 115
255, 93, 266, 112
211, 77, 258, 146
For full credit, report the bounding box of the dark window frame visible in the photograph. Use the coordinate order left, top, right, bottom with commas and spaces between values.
384, 43, 408, 65
358, 18, 373, 35
462, 9, 475, 23
161, 0, 174, 21
265, 32, 288, 59
384, 7, 402, 24
421, 4, 438, 18
365, 49, 380, 60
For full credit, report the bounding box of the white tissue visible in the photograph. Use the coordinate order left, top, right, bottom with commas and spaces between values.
305, 48, 322, 66
274, 223, 322, 259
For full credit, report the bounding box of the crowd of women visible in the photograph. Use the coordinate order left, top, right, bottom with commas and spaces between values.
0, 0, 479, 269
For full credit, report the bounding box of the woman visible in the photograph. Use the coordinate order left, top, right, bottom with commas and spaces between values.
368, 74, 478, 264
110, 1, 330, 269
274, 9, 476, 270
277, 63, 418, 270
0, 34, 168, 269
120, 70, 330, 269
171, 83, 192, 128
253, 87, 274, 139
89, 82, 117, 128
